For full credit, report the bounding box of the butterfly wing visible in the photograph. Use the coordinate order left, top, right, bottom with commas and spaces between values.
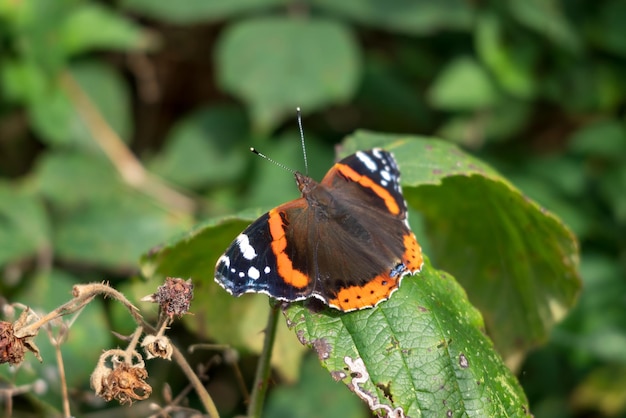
214, 148, 423, 312
308, 148, 423, 310
214, 199, 316, 302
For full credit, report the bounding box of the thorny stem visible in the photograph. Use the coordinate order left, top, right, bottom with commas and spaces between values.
3, 390, 11, 417
124, 327, 144, 363
248, 305, 280, 418
171, 345, 220, 418
156, 312, 173, 337
52, 333, 70, 417
16, 283, 142, 338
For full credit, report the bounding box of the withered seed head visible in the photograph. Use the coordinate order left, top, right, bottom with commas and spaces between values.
0, 321, 25, 365
91, 353, 152, 405
153, 277, 194, 318
141, 335, 173, 360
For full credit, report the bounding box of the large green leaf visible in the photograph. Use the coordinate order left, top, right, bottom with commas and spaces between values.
340, 132, 581, 366
215, 17, 361, 133
285, 258, 530, 417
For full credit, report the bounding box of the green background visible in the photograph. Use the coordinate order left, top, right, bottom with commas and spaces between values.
1, 0, 624, 417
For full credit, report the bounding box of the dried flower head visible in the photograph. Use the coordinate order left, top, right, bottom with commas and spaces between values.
91, 351, 152, 405
141, 335, 173, 360
0, 308, 42, 364
0, 321, 25, 365
145, 277, 194, 318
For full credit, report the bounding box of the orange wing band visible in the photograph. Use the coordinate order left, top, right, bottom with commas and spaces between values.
335, 164, 401, 215
268, 209, 310, 289
328, 272, 402, 311
403, 232, 423, 272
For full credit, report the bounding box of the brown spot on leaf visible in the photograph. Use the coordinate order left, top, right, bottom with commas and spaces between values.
312, 338, 332, 360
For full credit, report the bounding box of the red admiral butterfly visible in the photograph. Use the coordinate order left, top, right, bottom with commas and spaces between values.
214, 140, 423, 312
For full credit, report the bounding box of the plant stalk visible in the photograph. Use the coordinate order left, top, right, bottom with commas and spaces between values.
247, 304, 280, 418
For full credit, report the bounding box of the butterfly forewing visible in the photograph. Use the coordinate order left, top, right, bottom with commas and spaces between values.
215, 206, 314, 302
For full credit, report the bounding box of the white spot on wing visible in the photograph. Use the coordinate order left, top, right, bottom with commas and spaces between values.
236, 234, 257, 260
356, 151, 377, 172
248, 266, 260, 280
264, 266, 271, 274
217, 255, 230, 268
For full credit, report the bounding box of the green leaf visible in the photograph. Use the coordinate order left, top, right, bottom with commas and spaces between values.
54, 193, 190, 269
506, 0, 581, 53
2, 0, 69, 74
285, 259, 530, 416
312, 0, 474, 34
339, 132, 581, 365
506, 175, 590, 239
0, 58, 48, 104
148, 105, 249, 189
0, 181, 50, 266
121, 0, 283, 24
568, 119, 626, 159
58, 3, 155, 55
34, 150, 125, 209
29, 61, 132, 148
428, 56, 500, 110
216, 17, 361, 133
475, 13, 537, 99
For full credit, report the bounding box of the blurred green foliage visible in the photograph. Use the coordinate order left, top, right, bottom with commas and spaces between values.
0, 0, 624, 417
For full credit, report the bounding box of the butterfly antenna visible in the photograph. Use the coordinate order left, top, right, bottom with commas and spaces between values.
296, 107, 309, 175
250, 148, 295, 174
